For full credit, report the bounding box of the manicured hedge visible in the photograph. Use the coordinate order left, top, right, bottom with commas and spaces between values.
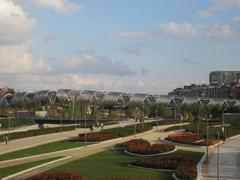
69, 133, 119, 142
176, 162, 197, 179
116, 139, 175, 155
0, 126, 75, 142
30, 172, 161, 180
132, 155, 197, 179
29, 172, 83, 180
166, 132, 219, 146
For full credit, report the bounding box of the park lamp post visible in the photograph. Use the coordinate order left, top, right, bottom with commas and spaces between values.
84, 104, 92, 147
217, 131, 220, 180
134, 107, 138, 136
206, 113, 212, 163
222, 108, 227, 142
57, 107, 63, 132
7, 111, 13, 143
155, 105, 159, 131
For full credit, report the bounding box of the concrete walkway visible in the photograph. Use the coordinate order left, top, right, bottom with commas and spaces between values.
0, 120, 137, 155
0, 123, 193, 179
201, 135, 240, 180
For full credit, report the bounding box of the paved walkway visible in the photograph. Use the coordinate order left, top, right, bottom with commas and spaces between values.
0, 120, 137, 155
0, 123, 192, 179
201, 135, 240, 180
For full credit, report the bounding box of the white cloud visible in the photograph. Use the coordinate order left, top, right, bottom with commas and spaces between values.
159, 23, 198, 38
137, 80, 145, 87
0, 44, 50, 74
119, 32, 154, 38
26, 0, 82, 14
199, 0, 240, 17
62, 48, 136, 76
121, 47, 141, 55
159, 22, 234, 39
71, 74, 97, 86
42, 32, 57, 42
0, 0, 36, 45
120, 21, 236, 40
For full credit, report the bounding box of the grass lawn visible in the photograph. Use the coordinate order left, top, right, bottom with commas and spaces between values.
46, 149, 179, 179
0, 118, 35, 129
0, 156, 63, 178
168, 150, 204, 163
92, 120, 177, 138
0, 141, 94, 162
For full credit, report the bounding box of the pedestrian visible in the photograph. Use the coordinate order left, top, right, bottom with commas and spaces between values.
3, 136, 8, 145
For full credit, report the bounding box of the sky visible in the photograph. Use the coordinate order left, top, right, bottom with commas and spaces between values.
0, 0, 240, 94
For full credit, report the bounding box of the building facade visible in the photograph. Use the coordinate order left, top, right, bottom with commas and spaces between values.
209, 71, 240, 86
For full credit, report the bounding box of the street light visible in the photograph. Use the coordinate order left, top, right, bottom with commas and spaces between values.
155, 105, 159, 131
57, 107, 63, 132
84, 103, 91, 147
222, 108, 227, 142
206, 113, 211, 162
7, 111, 13, 143
134, 107, 138, 136
217, 131, 220, 180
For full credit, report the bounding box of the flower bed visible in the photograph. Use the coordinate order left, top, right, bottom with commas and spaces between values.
131, 155, 197, 179
68, 133, 119, 142
29, 172, 83, 180
167, 132, 202, 144
115, 139, 175, 155
30, 172, 161, 180
166, 132, 220, 146
176, 162, 197, 179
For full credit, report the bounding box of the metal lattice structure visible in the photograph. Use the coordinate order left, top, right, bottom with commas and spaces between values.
76, 90, 103, 107
101, 92, 130, 109
0, 93, 14, 107
126, 93, 156, 108
0, 89, 239, 109
10, 92, 35, 107
33, 90, 57, 105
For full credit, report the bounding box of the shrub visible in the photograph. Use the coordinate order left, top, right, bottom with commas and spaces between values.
68, 133, 119, 142
29, 172, 83, 180
0, 126, 75, 142
132, 155, 197, 179
132, 155, 193, 170
166, 132, 202, 144
116, 139, 175, 155
167, 132, 220, 146
176, 162, 197, 179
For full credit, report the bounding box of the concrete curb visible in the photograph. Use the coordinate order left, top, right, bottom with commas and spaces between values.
127, 164, 175, 172
124, 148, 177, 157
227, 134, 240, 140
2, 156, 72, 180
197, 153, 207, 180
172, 173, 182, 180
161, 137, 221, 148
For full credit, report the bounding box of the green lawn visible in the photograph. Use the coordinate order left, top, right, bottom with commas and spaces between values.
168, 150, 204, 163
0, 126, 76, 142
0, 141, 94, 162
0, 156, 63, 178
0, 118, 35, 129
47, 149, 175, 179
93, 120, 177, 138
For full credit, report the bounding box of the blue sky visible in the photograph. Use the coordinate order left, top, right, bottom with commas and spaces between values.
0, 0, 240, 94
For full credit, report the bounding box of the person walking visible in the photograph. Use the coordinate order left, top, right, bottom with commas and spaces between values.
3, 136, 8, 145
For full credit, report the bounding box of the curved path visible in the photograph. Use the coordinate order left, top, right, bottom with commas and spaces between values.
0, 123, 191, 179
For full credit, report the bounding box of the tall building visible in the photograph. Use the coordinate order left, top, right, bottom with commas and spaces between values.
169, 71, 240, 99
209, 71, 240, 86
